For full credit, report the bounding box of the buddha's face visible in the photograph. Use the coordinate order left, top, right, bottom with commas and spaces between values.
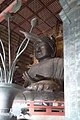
34, 41, 51, 61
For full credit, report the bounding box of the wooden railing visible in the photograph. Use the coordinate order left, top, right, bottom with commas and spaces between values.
13, 100, 64, 116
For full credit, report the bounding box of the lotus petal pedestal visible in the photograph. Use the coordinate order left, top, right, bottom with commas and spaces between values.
0, 83, 24, 120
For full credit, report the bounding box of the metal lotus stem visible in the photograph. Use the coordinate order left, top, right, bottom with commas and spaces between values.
9, 37, 30, 83
0, 39, 6, 62
9, 17, 38, 83
0, 67, 2, 82
9, 23, 34, 83
9, 20, 35, 83
0, 39, 7, 82
8, 15, 11, 78
0, 53, 6, 81
0, 14, 38, 84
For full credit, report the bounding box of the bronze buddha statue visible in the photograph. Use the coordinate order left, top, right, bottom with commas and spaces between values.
22, 36, 64, 92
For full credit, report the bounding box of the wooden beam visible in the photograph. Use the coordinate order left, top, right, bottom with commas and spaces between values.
0, 0, 27, 22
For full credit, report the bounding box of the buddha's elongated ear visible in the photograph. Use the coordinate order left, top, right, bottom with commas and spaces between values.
50, 35, 56, 43
50, 35, 57, 57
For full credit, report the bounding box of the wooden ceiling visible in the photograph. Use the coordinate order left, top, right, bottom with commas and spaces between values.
0, 0, 63, 86
0, 0, 62, 36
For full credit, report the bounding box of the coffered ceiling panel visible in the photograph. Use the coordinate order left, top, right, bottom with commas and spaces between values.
46, 16, 57, 27
19, 7, 33, 19
12, 14, 24, 24
28, 0, 44, 13
40, 0, 54, 5
21, 21, 30, 31
38, 8, 52, 21
48, 1, 62, 14
37, 22, 51, 32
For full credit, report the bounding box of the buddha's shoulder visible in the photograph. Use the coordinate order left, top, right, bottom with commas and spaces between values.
48, 57, 63, 64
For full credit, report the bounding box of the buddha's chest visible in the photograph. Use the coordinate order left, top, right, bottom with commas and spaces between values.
28, 60, 54, 79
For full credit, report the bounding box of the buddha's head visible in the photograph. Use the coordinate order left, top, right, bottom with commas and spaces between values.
34, 36, 56, 61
